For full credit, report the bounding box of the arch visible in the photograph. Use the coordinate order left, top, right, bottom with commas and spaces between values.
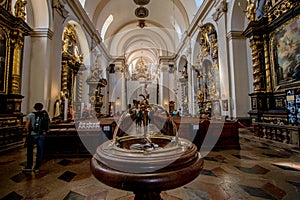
228, 0, 248, 31
108, 24, 174, 58
28, 0, 50, 28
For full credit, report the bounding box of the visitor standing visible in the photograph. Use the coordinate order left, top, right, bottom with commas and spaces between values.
23, 103, 50, 173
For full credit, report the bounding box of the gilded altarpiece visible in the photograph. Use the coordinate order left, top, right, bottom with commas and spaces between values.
245, 0, 300, 145
60, 25, 86, 120
194, 24, 220, 119
0, 1, 31, 149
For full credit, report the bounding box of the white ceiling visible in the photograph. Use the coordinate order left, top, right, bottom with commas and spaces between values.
81, 0, 202, 66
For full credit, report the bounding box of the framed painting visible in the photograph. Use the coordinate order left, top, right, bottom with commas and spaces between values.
270, 16, 300, 91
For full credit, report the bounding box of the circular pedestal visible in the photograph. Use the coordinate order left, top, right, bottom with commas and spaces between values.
91, 138, 203, 200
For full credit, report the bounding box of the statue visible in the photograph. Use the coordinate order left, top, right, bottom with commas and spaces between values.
53, 97, 62, 120
197, 89, 204, 103
244, 0, 257, 21
14, 0, 27, 21
52, 0, 68, 18
180, 66, 188, 79
256, 0, 266, 19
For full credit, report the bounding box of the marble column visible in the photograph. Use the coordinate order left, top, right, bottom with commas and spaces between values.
27, 29, 53, 112
168, 64, 175, 102
227, 31, 250, 118
159, 62, 169, 109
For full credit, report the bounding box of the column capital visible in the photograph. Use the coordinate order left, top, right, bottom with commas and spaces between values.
30, 28, 54, 39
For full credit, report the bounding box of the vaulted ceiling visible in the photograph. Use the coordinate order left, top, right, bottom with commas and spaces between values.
80, 0, 202, 67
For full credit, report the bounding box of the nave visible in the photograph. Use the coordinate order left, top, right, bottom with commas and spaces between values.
1, 131, 300, 200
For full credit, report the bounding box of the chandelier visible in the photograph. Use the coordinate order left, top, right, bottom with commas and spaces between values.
135, 6, 149, 18
134, 0, 150, 28
133, 0, 150, 6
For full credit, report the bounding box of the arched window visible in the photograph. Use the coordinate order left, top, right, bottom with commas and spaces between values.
79, 0, 86, 7
170, 16, 182, 41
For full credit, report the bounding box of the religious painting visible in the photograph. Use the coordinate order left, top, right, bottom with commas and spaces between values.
0, 28, 7, 93
270, 17, 300, 91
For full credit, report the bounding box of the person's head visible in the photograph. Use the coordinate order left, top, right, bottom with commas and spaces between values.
33, 103, 43, 111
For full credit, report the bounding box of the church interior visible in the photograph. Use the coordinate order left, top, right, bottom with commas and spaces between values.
0, 0, 300, 199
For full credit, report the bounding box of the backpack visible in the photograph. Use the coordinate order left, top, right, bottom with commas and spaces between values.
33, 110, 50, 134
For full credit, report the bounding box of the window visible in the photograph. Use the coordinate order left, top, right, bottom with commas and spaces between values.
101, 14, 114, 40
195, 0, 203, 8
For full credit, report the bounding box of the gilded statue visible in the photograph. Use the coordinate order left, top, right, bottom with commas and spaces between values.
197, 89, 204, 103
244, 0, 257, 21
14, 0, 27, 21
199, 35, 210, 58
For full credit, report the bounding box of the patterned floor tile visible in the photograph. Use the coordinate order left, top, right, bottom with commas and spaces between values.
85, 190, 108, 200
58, 171, 77, 182
63, 191, 85, 200
58, 159, 73, 166
1, 133, 300, 200
239, 185, 276, 200
10, 172, 32, 183
200, 169, 217, 177
288, 181, 300, 189
204, 155, 227, 164
214, 155, 227, 163
235, 164, 270, 175
184, 187, 211, 200
211, 167, 227, 177
263, 153, 290, 158
0, 192, 23, 200
204, 156, 218, 162
263, 182, 286, 200
258, 146, 271, 150
232, 154, 255, 160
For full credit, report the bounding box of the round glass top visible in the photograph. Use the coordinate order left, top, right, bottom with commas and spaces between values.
112, 103, 179, 152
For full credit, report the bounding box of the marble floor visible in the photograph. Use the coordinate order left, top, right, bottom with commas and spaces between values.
1, 131, 300, 200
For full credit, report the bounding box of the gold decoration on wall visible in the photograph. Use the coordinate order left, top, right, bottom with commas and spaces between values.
14, 0, 27, 21
244, 0, 257, 21
198, 25, 219, 63
263, 34, 272, 92
198, 27, 210, 60
11, 31, 24, 94
249, 36, 264, 91
265, 0, 298, 23
61, 24, 87, 119
195, 24, 221, 117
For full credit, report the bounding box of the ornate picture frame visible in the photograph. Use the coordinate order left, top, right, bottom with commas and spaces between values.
270, 16, 300, 91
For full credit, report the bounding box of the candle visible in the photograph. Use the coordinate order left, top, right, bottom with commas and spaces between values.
64, 98, 68, 121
